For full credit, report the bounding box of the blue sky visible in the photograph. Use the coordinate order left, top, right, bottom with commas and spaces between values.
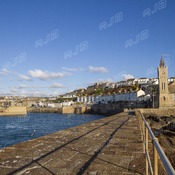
0, 0, 175, 96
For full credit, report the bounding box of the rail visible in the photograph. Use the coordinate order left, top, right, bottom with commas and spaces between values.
138, 111, 175, 175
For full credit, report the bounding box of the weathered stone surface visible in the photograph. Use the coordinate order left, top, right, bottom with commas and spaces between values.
0, 112, 147, 175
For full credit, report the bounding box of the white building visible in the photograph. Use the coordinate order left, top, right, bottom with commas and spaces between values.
48, 103, 55, 108
77, 90, 146, 104
137, 78, 150, 85
116, 81, 127, 87
168, 77, 175, 84
62, 101, 74, 106
62, 92, 76, 98
150, 78, 159, 85
127, 78, 138, 86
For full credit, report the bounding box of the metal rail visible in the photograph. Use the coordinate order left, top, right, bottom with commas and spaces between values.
138, 111, 175, 175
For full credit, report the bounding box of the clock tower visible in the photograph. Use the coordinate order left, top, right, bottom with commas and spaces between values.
158, 57, 169, 107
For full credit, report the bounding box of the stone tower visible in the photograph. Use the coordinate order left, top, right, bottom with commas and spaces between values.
158, 57, 169, 107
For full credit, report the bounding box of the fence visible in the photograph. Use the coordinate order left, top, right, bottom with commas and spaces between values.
138, 111, 175, 175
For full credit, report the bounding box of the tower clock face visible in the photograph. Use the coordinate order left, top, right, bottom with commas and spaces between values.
162, 71, 165, 75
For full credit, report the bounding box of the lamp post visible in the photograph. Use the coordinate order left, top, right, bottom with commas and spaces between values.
152, 89, 155, 108
153, 91, 154, 108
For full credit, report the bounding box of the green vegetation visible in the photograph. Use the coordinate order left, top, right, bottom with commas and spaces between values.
49, 97, 76, 103
94, 89, 104, 95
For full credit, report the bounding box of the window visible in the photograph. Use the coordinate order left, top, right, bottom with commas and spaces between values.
162, 82, 166, 90
164, 96, 166, 101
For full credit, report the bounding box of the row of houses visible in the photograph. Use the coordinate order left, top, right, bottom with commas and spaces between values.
77, 90, 150, 104
0, 96, 75, 108
62, 77, 175, 98
31, 101, 74, 108
119, 77, 175, 87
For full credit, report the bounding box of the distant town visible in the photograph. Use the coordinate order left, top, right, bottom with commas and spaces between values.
1, 67, 175, 109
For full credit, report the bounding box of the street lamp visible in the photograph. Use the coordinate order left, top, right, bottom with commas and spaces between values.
152, 89, 155, 108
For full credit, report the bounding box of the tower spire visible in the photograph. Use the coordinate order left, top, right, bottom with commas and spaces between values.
160, 56, 165, 67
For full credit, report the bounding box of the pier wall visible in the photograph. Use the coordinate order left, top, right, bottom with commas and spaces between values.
27, 107, 60, 113
0, 107, 27, 116
62, 106, 75, 114
89, 103, 124, 115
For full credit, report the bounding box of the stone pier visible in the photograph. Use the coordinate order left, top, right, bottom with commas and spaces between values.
0, 112, 146, 175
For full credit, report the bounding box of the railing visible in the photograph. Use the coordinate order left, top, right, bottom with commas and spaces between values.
138, 111, 175, 175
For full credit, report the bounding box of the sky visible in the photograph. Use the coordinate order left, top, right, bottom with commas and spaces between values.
0, 0, 175, 97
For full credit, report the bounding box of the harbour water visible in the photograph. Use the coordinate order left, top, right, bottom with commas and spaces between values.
0, 113, 105, 149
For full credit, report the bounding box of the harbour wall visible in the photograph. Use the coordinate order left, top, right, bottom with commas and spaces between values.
89, 103, 124, 115
27, 107, 61, 113
27, 106, 88, 114
0, 107, 27, 116
27, 102, 131, 116
26, 102, 146, 116
1, 105, 174, 118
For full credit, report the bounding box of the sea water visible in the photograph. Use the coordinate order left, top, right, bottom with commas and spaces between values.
0, 113, 105, 149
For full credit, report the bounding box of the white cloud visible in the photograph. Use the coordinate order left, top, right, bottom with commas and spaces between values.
121, 74, 134, 80
28, 69, 66, 80
52, 91, 62, 96
61, 71, 72, 76
88, 66, 108, 73
10, 89, 18, 93
50, 83, 64, 88
62, 67, 85, 72
32, 91, 43, 96
17, 84, 28, 89
1, 87, 65, 97
0, 69, 10, 75
18, 74, 32, 81
97, 78, 113, 83
21, 90, 27, 95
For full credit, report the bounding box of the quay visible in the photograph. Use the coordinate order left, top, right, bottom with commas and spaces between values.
0, 112, 168, 175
